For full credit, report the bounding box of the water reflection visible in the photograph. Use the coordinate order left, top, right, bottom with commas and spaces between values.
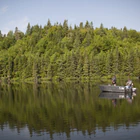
0, 81, 140, 140
99, 90, 137, 106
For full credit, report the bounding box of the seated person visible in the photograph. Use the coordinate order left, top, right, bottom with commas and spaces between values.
126, 79, 133, 89
112, 76, 116, 86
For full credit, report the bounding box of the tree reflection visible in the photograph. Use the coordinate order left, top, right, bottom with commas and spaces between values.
0, 82, 140, 139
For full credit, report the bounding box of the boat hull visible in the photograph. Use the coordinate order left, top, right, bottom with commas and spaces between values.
99, 85, 126, 93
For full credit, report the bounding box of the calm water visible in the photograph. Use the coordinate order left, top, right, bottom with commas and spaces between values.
0, 80, 140, 140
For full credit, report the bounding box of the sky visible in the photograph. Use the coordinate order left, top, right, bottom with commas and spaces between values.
0, 0, 140, 35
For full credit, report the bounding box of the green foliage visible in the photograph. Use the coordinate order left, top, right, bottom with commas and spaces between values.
0, 20, 140, 82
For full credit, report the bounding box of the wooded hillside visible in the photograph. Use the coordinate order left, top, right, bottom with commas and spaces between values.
0, 20, 140, 82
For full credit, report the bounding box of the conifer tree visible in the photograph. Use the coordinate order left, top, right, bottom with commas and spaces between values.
26, 23, 31, 35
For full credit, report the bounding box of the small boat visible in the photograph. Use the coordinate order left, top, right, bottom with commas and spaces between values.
99, 85, 136, 93
99, 85, 126, 93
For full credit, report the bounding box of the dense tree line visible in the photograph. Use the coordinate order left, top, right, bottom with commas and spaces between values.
0, 20, 140, 82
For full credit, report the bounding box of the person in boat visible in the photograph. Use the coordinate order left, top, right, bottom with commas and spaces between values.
126, 78, 133, 89
112, 75, 116, 86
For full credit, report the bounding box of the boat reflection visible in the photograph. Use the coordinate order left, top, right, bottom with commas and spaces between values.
99, 91, 137, 106
99, 92, 126, 99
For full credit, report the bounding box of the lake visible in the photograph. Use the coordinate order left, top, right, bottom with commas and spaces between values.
0, 80, 140, 140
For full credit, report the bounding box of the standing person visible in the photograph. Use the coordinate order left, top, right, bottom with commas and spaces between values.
112, 75, 116, 86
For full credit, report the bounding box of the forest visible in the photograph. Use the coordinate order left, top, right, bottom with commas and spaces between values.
0, 20, 140, 83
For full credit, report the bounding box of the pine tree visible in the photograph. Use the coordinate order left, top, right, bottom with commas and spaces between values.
26, 23, 31, 35
98, 23, 106, 37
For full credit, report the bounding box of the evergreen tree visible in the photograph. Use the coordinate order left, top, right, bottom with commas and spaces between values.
14, 27, 24, 41
79, 22, 83, 29
122, 26, 128, 39
26, 23, 31, 35
47, 19, 52, 28
98, 23, 106, 37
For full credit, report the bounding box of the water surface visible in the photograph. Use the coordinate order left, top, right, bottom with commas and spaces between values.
0, 80, 140, 140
